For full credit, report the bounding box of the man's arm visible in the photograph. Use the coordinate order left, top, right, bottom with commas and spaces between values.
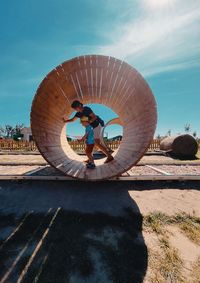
63, 115, 78, 123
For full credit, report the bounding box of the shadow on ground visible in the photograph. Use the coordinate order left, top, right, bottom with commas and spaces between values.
167, 152, 199, 160
0, 181, 147, 283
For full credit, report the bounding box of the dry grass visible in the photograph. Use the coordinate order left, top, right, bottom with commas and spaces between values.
188, 256, 200, 283
178, 222, 200, 245
144, 211, 200, 245
143, 212, 170, 234
171, 212, 200, 245
159, 237, 184, 282
196, 150, 200, 159
144, 211, 200, 283
144, 212, 184, 282
148, 235, 185, 283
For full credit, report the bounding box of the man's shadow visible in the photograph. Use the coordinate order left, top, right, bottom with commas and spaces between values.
0, 180, 147, 283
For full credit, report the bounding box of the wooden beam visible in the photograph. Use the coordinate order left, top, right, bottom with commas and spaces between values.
0, 175, 200, 181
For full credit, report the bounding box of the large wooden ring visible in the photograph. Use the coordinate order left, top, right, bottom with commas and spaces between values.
31, 55, 157, 180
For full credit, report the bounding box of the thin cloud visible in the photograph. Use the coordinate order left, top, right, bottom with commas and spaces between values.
96, 0, 200, 77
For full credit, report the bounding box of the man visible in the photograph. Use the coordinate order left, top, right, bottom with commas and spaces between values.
63, 100, 114, 163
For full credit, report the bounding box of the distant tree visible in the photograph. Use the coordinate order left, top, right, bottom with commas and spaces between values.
193, 131, 197, 138
15, 124, 24, 135
13, 124, 24, 140
3, 124, 24, 139
184, 123, 191, 133
5, 125, 13, 138
104, 132, 108, 140
167, 129, 171, 136
156, 134, 161, 139
0, 126, 5, 137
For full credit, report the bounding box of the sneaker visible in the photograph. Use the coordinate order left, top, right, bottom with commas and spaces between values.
86, 163, 96, 169
83, 159, 90, 163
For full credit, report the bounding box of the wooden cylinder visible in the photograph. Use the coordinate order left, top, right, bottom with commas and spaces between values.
31, 55, 157, 180
160, 135, 198, 157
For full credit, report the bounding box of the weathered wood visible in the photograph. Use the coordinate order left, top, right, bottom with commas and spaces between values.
1, 175, 200, 181
30, 55, 157, 180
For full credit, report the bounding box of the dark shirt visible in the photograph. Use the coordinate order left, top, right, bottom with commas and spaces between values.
75, 106, 99, 128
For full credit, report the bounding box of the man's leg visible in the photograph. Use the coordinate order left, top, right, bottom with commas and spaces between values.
85, 144, 95, 169
85, 144, 94, 164
95, 138, 114, 162
93, 125, 114, 163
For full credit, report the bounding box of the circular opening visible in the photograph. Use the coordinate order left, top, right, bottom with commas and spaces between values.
103, 124, 123, 140
103, 124, 123, 152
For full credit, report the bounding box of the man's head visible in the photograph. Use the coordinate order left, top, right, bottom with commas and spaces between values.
80, 116, 90, 127
71, 100, 83, 112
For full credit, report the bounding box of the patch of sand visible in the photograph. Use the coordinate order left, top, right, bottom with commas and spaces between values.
129, 189, 200, 216
0, 165, 41, 175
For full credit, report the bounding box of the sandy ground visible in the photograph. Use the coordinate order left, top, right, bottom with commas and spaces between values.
129, 187, 200, 215
0, 180, 199, 282
0, 153, 199, 166
0, 165, 41, 175
0, 154, 46, 165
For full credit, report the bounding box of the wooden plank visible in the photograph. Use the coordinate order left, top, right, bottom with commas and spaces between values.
0, 175, 200, 181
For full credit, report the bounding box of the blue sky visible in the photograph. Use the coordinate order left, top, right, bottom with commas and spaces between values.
0, 0, 199, 138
